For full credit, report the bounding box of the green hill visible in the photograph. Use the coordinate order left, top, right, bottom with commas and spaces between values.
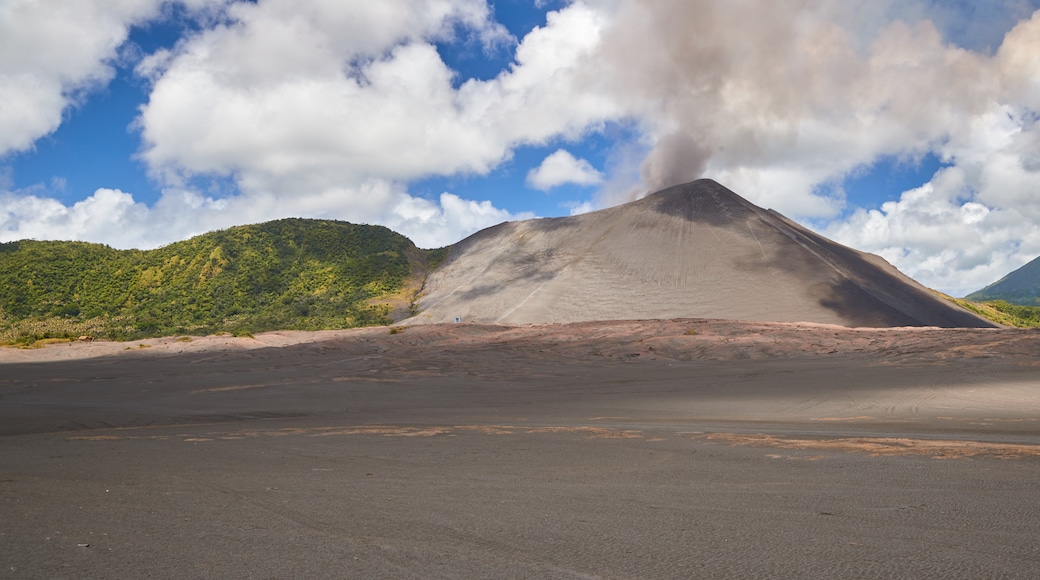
966, 255, 1040, 306
0, 219, 446, 345
952, 255, 1040, 328
941, 295, 1040, 328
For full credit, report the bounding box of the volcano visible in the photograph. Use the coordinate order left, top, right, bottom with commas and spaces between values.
406, 179, 996, 328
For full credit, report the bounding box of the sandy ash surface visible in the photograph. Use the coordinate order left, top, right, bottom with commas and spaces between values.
2, 319, 1040, 578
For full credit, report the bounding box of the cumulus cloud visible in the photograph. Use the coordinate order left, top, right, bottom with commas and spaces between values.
117, 0, 609, 246
820, 11, 1040, 295
137, 0, 615, 188
825, 166, 1040, 297
826, 102, 1040, 296
0, 183, 531, 250
0, 0, 226, 157
386, 192, 533, 248
0, 0, 148, 154
526, 149, 604, 190
0, 188, 151, 246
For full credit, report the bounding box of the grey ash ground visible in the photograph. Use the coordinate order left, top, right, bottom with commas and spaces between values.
2, 320, 1039, 578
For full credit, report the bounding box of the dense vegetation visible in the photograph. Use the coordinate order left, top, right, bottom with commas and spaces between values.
947, 297, 1040, 328
0, 219, 444, 345
954, 254, 1040, 327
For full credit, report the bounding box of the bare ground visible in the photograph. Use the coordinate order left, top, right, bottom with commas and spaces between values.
2, 320, 1039, 578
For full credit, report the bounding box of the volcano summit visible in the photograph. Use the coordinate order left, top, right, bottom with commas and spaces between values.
408, 179, 994, 328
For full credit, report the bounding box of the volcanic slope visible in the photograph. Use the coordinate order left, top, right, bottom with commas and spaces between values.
407, 179, 995, 328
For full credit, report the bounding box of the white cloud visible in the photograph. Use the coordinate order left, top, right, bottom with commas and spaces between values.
0, 0, 152, 155
0, 188, 152, 246
825, 101, 1040, 295
137, 0, 615, 188
0, 0, 226, 157
526, 149, 604, 190
820, 11, 1040, 296
825, 167, 1040, 297
0, 183, 530, 250
125, 0, 612, 248
387, 192, 533, 248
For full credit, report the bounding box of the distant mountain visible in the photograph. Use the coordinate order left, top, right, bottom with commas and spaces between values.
407, 179, 996, 328
0, 219, 445, 343
966, 256, 1040, 305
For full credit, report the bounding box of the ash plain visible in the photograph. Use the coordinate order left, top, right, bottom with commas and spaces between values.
2, 320, 1039, 578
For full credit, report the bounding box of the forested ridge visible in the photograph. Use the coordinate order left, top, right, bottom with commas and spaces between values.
0, 219, 446, 344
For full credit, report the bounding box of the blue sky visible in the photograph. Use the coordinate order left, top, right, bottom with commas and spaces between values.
2, 0, 1040, 296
